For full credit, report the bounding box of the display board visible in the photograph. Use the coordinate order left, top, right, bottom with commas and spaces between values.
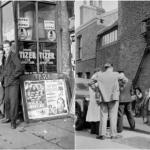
20, 73, 72, 122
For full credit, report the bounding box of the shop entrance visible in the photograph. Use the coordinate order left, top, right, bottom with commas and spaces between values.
1, 1, 58, 73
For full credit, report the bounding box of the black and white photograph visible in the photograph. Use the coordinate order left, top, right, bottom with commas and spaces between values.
75, 0, 150, 149
0, 0, 75, 149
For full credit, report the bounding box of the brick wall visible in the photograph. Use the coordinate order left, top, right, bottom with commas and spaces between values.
96, 42, 119, 71
76, 59, 95, 78
76, 21, 104, 61
76, 9, 118, 78
118, 1, 150, 90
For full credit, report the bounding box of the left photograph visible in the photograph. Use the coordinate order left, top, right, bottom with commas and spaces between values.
0, 0, 75, 149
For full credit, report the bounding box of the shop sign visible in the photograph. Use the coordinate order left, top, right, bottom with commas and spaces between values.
18, 41, 37, 73
47, 30, 56, 42
18, 18, 29, 28
18, 28, 28, 40
44, 20, 55, 30
39, 44, 57, 72
19, 49, 36, 65
20, 73, 71, 122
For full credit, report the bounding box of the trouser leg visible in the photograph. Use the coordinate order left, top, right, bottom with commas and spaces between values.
125, 102, 135, 129
4, 87, 10, 119
91, 122, 96, 134
99, 102, 108, 136
9, 85, 19, 122
95, 121, 100, 135
117, 103, 125, 133
109, 100, 119, 137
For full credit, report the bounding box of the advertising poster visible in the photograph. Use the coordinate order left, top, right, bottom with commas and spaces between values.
24, 79, 68, 119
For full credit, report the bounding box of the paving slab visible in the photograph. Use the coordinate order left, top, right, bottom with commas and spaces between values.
50, 135, 75, 149
0, 123, 20, 136
49, 119, 75, 133
24, 141, 63, 149
123, 115, 150, 134
25, 123, 72, 141
0, 131, 45, 149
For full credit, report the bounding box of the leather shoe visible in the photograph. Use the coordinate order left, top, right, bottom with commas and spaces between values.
2, 119, 10, 123
11, 122, 16, 129
111, 135, 123, 139
96, 135, 105, 140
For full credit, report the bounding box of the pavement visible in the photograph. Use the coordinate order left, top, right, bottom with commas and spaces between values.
0, 116, 75, 149
123, 115, 150, 134
76, 115, 150, 149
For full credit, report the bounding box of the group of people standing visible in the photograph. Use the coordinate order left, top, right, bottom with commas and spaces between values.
87, 62, 136, 140
0, 40, 23, 129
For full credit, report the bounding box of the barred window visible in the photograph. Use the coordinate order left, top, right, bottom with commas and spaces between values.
101, 29, 118, 47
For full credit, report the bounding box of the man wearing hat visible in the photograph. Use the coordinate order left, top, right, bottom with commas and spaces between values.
88, 62, 128, 140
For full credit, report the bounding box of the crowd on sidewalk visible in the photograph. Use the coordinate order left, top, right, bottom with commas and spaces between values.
86, 62, 150, 140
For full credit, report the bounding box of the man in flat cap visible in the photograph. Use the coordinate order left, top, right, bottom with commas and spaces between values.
88, 62, 128, 140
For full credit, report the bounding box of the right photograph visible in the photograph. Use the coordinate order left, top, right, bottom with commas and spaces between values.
75, 0, 150, 149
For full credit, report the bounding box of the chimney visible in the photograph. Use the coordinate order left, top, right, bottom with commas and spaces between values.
80, 3, 105, 25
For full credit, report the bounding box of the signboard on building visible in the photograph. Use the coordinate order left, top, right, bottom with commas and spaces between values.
18, 28, 28, 40
44, 20, 55, 30
18, 18, 29, 28
47, 30, 56, 41
20, 73, 71, 122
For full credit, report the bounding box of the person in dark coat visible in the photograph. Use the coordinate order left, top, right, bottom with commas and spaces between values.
0, 40, 23, 129
117, 71, 135, 133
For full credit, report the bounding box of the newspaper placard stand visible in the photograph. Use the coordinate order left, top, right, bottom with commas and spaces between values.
20, 73, 72, 123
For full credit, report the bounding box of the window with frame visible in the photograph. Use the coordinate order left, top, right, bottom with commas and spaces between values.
78, 36, 82, 59
86, 72, 90, 79
101, 29, 118, 47
77, 72, 82, 78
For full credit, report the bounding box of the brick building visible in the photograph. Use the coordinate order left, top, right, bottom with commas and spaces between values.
76, 1, 118, 78
96, 1, 150, 91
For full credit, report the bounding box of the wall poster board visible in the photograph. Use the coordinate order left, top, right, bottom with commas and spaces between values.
20, 73, 72, 122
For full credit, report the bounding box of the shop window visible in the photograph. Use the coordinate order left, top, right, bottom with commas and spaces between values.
39, 42, 57, 73
38, 3, 56, 41
17, 1, 57, 73
101, 29, 118, 47
2, 2, 14, 41
18, 41, 37, 73
17, 1, 36, 41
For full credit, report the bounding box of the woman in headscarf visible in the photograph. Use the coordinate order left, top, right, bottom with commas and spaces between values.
140, 88, 150, 125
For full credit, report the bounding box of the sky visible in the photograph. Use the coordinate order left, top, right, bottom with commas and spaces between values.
75, 0, 118, 28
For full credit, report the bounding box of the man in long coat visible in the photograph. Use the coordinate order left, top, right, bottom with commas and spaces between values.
0, 40, 23, 129
117, 71, 135, 133
88, 62, 128, 140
